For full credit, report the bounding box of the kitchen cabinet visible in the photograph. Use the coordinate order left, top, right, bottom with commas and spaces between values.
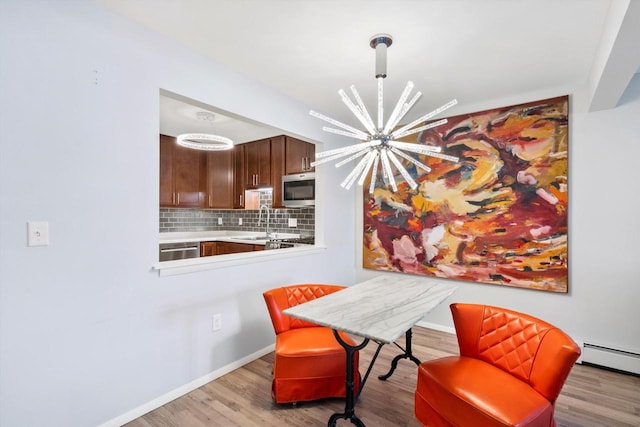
160, 134, 205, 207
215, 241, 264, 255
159, 134, 315, 210
244, 138, 271, 188
200, 241, 217, 257
233, 144, 245, 208
270, 135, 286, 208
204, 149, 235, 209
285, 136, 315, 174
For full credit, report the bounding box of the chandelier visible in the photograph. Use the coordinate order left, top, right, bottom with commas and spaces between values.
309, 34, 459, 193
177, 111, 233, 151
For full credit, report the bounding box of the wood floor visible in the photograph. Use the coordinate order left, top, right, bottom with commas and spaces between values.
125, 327, 640, 427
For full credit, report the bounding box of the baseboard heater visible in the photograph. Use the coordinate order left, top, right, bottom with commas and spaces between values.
581, 342, 640, 375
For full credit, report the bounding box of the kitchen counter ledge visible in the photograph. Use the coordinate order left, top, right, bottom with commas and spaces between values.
152, 244, 326, 277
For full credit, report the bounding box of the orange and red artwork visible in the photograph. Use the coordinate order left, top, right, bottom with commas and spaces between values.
363, 96, 569, 292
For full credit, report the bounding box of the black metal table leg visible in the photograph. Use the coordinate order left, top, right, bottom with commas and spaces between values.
328, 330, 369, 427
378, 328, 421, 381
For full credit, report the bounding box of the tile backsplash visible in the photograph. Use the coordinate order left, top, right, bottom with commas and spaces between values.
159, 191, 314, 236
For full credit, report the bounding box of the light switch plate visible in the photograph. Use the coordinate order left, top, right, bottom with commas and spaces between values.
218, 217, 223, 225
27, 221, 49, 246
288, 218, 297, 227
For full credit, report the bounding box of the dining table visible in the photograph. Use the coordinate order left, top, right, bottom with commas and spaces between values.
283, 275, 458, 427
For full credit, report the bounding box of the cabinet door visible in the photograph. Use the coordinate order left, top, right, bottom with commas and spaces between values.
205, 150, 234, 209
216, 241, 256, 255
285, 136, 315, 174
270, 136, 285, 208
200, 241, 217, 257
173, 143, 204, 207
245, 138, 271, 188
159, 134, 204, 208
159, 135, 175, 207
233, 144, 245, 208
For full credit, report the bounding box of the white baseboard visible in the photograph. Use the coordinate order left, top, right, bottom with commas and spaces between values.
416, 320, 455, 335
97, 343, 275, 427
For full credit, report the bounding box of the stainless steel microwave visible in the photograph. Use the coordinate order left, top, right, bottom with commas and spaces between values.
282, 173, 315, 208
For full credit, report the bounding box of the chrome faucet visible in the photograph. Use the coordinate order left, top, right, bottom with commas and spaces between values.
258, 204, 271, 237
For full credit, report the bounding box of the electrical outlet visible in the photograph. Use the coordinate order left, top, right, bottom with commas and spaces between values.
218, 217, 223, 225
288, 218, 297, 228
238, 218, 243, 225
27, 221, 50, 246
212, 314, 222, 331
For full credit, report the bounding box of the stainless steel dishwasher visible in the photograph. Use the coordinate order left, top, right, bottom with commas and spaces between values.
159, 241, 200, 261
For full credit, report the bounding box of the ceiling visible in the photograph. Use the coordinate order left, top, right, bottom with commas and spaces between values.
95, 0, 640, 142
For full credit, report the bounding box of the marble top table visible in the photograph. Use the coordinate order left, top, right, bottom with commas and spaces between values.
283, 275, 457, 343
283, 275, 457, 426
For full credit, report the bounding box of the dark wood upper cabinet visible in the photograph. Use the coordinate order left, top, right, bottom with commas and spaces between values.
285, 136, 315, 175
233, 144, 246, 208
270, 135, 286, 208
160, 135, 204, 208
160, 134, 311, 210
204, 149, 234, 209
244, 138, 271, 188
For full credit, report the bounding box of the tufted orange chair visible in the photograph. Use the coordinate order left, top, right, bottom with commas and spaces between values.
263, 284, 360, 404
415, 303, 580, 427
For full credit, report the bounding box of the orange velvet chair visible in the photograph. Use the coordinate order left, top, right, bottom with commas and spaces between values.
263, 284, 360, 404
415, 303, 580, 427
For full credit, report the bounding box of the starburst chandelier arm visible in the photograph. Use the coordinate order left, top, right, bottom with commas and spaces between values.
311, 147, 371, 167
309, 110, 371, 140
321, 126, 369, 140
334, 148, 371, 168
390, 99, 458, 138
386, 149, 418, 189
341, 151, 375, 190
392, 118, 448, 139
382, 81, 415, 135
314, 140, 382, 159
389, 147, 432, 173
377, 77, 384, 130
350, 85, 377, 134
385, 91, 423, 135
358, 150, 378, 187
423, 151, 460, 163
339, 89, 377, 136
379, 149, 398, 192
369, 154, 380, 194
388, 140, 442, 154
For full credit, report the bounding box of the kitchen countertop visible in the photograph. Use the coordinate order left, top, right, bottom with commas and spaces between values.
159, 231, 303, 246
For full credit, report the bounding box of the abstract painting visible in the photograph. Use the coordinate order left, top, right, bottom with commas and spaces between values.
363, 96, 569, 292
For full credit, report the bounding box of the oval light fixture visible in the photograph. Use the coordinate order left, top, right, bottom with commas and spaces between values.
176, 133, 233, 151
176, 111, 234, 151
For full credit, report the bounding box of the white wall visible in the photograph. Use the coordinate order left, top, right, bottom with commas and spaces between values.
2, 2, 639, 427
0, 2, 356, 426
356, 74, 640, 356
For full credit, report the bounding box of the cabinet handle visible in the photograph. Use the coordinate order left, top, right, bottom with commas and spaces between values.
302, 158, 305, 171
177, 193, 180, 205
209, 195, 211, 207
172, 192, 176, 205
240, 194, 244, 205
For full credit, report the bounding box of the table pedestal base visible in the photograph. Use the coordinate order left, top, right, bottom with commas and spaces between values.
378, 329, 421, 381
329, 330, 370, 427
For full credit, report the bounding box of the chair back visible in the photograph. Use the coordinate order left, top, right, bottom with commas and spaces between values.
451, 303, 580, 403
263, 284, 345, 335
